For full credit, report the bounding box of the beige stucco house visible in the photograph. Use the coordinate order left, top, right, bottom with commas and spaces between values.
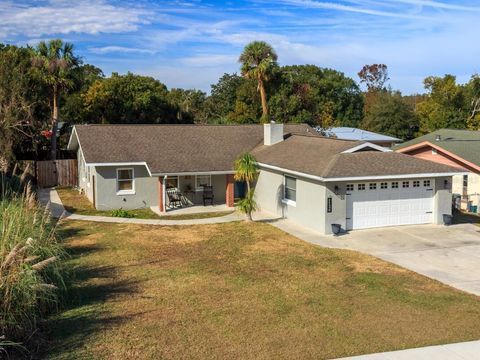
395, 129, 480, 211
68, 123, 463, 234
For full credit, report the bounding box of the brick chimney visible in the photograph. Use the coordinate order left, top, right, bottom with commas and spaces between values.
264, 121, 284, 145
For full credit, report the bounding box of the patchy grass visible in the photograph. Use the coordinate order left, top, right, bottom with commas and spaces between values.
56, 187, 233, 220
45, 221, 480, 360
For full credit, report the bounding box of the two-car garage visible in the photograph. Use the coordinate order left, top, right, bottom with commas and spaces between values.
345, 179, 434, 230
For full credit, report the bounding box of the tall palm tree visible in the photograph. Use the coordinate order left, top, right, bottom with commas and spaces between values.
239, 41, 278, 122
234, 153, 258, 221
32, 39, 79, 160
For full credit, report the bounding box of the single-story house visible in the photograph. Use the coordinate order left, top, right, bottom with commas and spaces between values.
68, 123, 462, 234
327, 127, 402, 147
395, 129, 480, 211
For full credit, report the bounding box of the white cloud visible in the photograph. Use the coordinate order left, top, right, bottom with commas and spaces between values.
275, 0, 428, 19
89, 46, 154, 54
392, 0, 480, 11
180, 54, 238, 67
0, 0, 149, 40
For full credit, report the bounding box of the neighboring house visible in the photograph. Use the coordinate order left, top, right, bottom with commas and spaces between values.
395, 129, 480, 211
327, 127, 402, 147
68, 123, 462, 234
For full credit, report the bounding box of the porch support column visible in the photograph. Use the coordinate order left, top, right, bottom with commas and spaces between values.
226, 174, 235, 208
158, 176, 166, 213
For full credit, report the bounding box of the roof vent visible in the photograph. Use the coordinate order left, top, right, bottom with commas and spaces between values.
435, 134, 441, 141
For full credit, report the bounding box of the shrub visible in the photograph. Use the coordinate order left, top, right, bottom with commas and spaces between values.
0, 173, 65, 354
110, 209, 134, 218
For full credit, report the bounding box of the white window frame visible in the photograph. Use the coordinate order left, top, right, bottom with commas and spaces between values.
282, 175, 297, 206
380, 182, 388, 189
346, 184, 354, 191
195, 174, 211, 191
116, 168, 135, 195
423, 180, 431, 187
392, 181, 399, 188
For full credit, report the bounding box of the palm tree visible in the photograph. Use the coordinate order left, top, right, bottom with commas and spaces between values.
32, 39, 79, 160
239, 41, 278, 122
234, 153, 258, 221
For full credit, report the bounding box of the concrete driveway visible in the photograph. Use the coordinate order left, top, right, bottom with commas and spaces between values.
267, 217, 480, 296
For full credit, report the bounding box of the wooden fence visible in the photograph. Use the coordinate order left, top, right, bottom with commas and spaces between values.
36, 159, 78, 188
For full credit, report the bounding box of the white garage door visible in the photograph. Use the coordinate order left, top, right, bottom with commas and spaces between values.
346, 179, 434, 230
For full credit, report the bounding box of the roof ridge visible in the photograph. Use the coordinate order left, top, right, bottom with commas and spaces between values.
287, 133, 361, 143
74, 123, 311, 127
320, 153, 342, 177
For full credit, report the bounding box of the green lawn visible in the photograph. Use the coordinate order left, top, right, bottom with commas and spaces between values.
56, 187, 233, 220
44, 220, 480, 359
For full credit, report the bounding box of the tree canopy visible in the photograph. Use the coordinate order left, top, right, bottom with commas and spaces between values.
239, 41, 278, 122
362, 91, 418, 140
82, 72, 185, 124
2, 40, 480, 164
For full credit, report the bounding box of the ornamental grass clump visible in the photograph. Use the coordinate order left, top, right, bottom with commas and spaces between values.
0, 173, 65, 354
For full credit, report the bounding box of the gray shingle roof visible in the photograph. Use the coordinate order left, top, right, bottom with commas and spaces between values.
71, 124, 460, 178
71, 124, 316, 174
252, 135, 461, 179
394, 129, 480, 167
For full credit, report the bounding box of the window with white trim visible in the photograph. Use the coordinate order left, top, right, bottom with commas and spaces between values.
358, 184, 365, 191
369, 183, 377, 190
391, 182, 399, 188
195, 175, 211, 190
402, 181, 410, 188
284, 175, 297, 202
413, 180, 420, 187
117, 168, 134, 194
346, 184, 354, 191
380, 182, 388, 189
423, 180, 431, 187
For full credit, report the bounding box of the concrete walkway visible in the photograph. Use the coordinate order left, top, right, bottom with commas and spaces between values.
335, 340, 480, 359
38, 188, 245, 225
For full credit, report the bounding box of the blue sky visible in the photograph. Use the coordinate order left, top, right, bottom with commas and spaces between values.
1, 0, 479, 94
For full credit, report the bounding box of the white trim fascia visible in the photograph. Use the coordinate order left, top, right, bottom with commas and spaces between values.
323, 172, 469, 182
257, 163, 325, 182
152, 170, 235, 176
86, 162, 153, 176
342, 142, 392, 153
67, 126, 78, 150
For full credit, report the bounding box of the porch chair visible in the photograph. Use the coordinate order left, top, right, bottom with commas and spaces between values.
202, 185, 214, 206
166, 188, 182, 208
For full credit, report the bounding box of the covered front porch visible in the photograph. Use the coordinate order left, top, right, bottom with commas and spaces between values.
157, 173, 238, 213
